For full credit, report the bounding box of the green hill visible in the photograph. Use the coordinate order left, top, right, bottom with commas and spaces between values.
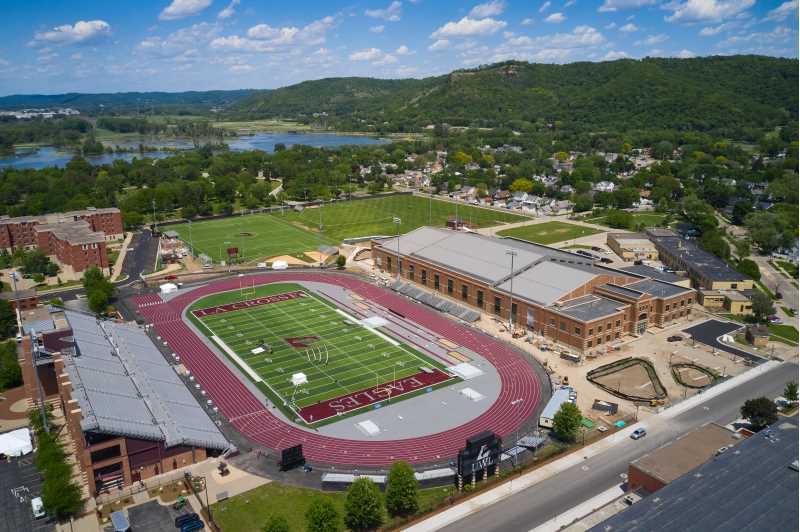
233, 56, 798, 136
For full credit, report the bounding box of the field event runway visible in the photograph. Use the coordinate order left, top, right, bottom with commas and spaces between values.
133, 272, 544, 467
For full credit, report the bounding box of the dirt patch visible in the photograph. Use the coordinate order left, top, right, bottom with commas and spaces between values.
267, 255, 309, 266
587, 357, 667, 403
0, 386, 29, 420
238, 232, 256, 237
290, 220, 321, 233
304, 251, 329, 263
671, 363, 716, 389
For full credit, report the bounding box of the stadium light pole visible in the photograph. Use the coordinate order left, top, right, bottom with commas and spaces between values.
506, 249, 517, 330
187, 220, 194, 259
393, 216, 402, 281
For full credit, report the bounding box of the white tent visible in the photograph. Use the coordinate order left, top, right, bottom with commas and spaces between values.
272, 260, 289, 270
291, 372, 308, 386
0, 428, 33, 456
159, 282, 178, 295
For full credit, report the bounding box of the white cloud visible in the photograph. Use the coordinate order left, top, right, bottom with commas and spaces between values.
598, 0, 656, 12
635, 33, 669, 45
506, 25, 605, 48
374, 53, 398, 65
485, 27, 608, 63
349, 47, 384, 61
539, 1, 552, 12
234, 16, 334, 49
675, 48, 696, 57
159, 0, 213, 21
664, 0, 755, 23
521, 17, 535, 25
217, 0, 240, 19
604, 50, 630, 59
365, 1, 402, 22
395, 44, 413, 55
699, 23, 728, 35
137, 22, 220, 58
431, 16, 507, 37
605, 22, 617, 28
71, 52, 83, 60
716, 25, 793, 47
564, 0, 576, 6
470, 0, 506, 18
619, 22, 639, 31
230, 63, 254, 73
370, 25, 385, 33
765, 0, 798, 21
31, 20, 111, 46
545, 12, 567, 22
429, 39, 451, 50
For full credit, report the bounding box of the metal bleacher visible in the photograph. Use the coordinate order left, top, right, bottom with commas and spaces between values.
390, 281, 481, 322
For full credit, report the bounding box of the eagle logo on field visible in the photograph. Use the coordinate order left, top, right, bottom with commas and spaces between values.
285, 336, 320, 348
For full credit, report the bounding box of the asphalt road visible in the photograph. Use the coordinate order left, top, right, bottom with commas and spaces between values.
753, 256, 798, 319
440, 362, 799, 532
682, 319, 764, 363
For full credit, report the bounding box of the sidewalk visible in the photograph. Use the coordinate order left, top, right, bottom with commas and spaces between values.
403, 361, 782, 532
110, 232, 134, 282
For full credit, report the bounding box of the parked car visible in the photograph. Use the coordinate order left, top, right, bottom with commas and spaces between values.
767, 315, 782, 324
175, 513, 200, 528
630, 427, 647, 440
667, 335, 683, 342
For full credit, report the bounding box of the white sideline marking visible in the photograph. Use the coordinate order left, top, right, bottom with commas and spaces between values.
335, 308, 399, 346
211, 335, 263, 383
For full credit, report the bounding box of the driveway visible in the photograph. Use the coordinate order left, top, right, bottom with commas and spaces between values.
0, 454, 52, 532
682, 319, 765, 364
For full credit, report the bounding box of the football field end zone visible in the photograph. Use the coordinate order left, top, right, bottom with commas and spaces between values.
296, 368, 454, 423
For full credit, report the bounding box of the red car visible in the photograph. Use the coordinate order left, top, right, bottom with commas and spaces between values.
165, 275, 178, 281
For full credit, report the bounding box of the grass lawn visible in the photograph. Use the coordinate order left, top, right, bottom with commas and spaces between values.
212, 481, 454, 532
781, 306, 796, 317
164, 214, 336, 263
577, 210, 667, 230
768, 324, 799, 344
497, 221, 603, 245
188, 282, 455, 425
775, 260, 799, 279
283, 195, 527, 241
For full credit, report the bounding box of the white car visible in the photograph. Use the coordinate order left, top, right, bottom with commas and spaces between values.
31, 496, 45, 519
630, 427, 647, 440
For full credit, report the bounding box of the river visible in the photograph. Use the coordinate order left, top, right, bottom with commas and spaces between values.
0, 131, 391, 170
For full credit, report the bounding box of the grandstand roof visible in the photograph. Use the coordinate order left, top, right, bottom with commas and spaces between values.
62, 311, 230, 451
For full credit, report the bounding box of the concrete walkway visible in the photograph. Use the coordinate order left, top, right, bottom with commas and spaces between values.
403, 360, 781, 532
110, 232, 134, 282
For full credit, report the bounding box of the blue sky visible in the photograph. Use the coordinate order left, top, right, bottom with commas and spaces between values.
0, 0, 797, 95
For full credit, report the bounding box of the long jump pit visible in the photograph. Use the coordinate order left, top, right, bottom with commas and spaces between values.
131, 271, 548, 468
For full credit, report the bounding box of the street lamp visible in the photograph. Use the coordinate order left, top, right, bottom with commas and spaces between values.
506, 249, 518, 330
393, 217, 402, 281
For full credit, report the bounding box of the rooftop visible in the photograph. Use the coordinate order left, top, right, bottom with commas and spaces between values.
594, 418, 799, 532
35, 220, 106, 245
619, 264, 685, 284
630, 423, 741, 485
555, 295, 626, 322
609, 233, 657, 247
0, 207, 120, 226
61, 311, 230, 451
650, 235, 749, 282
625, 279, 693, 299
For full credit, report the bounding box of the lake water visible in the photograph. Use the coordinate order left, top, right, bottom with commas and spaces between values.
0, 131, 390, 170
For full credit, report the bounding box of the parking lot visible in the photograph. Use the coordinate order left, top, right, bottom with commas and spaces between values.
683, 319, 765, 364
0, 455, 52, 532
102, 499, 204, 532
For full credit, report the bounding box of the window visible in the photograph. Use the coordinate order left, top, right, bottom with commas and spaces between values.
421, 270, 427, 285
526, 308, 535, 327
461, 285, 468, 301
597, 336, 603, 345
447, 279, 454, 294
606, 335, 611, 342
560, 321, 566, 331
408, 264, 415, 281
574, 326, 582, 335
494, 297, 502, 315
680, 300, 685, 306
386, 256, 392, 272
665, 304, 670, 311
615, 332, 620, 338
434, 274, 440, 290
90, 445, 121, 464
607, 323, 611, 330
477, 290, 484, 308
587, 340, 593, 347
588, 328, 594, 335
731, 283, 737, 290
511, 303, 518, 321
615, 320, 621, 327
549, 318, 556, 327
398, 259, 403, 275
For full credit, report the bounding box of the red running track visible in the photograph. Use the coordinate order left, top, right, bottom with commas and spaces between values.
133, 273, 542, 467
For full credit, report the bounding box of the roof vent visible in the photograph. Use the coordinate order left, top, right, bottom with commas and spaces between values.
789, 460, 798, 472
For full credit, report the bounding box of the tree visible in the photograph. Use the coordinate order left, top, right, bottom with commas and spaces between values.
784, 381, 798, 403
344, 478, 383, 532
83, 266, 115, 315
573, 194, 593, 213
306, 497, 342, 532
509, 178, 533, 194
736, 259, 761, 281
336, 255, 346, 269
605, 209, 633, 229
0, 299, 16, 339
553, 402, 582, 442
385, 461, 419, 517
751, 291, 775, 323
262, 514, 290, 532
0, 341, 22, 391
740, 397, 778, 430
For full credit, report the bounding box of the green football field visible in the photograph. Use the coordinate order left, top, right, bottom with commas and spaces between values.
188, 282, 454, 424
497, 221, 604, 245
165, 195, 528, 262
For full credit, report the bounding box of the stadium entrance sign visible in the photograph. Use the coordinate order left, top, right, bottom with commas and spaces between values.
456, 431, 502, 489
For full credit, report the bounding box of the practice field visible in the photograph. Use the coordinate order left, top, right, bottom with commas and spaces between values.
166, 214, 336, 263
187, 282, 456, 424
282, 195, 529, 241
497, 221, 603, 245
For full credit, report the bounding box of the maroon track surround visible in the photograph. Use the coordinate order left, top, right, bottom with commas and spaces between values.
133, 272, 541, 467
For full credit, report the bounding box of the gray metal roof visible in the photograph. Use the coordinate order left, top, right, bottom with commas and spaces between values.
620, 264, 685, 284
540, 387, 574, 421
625, 279, 692, 299
652, 236, 749, 282
62, 311, 230, 451
600, 283, 647, 299
554, 296, 626, 322
593, 417, 799, 532
497, 260, 598, 306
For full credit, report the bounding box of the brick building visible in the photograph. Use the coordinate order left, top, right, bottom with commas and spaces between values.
372, 227, 695, 352
607, 233, 659, 262
20, 309, 231, 495
0, 207, 123, 277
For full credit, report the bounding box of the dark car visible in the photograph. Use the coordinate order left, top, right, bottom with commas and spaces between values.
667, 335, 683, 342
175, 513, 199, 528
